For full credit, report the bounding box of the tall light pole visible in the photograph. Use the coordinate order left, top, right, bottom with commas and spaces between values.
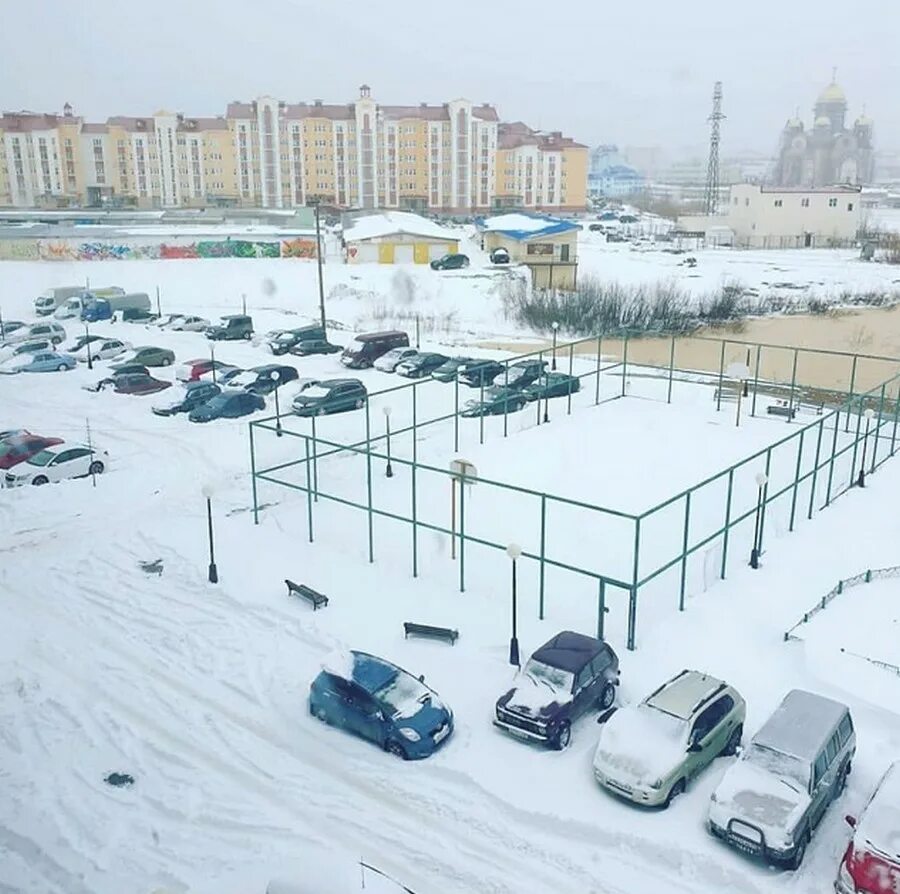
271, 370, 282, 436
858, 407, 874, 487
383, 405, 393, 478
551, 321, 560, 371
506, 543, 522, 667
750, 472, 768, 569
543, 383, 550, 424
84, 321, 93, 371
314, 201, 326, 332
210, 340, 217, 385
202, 483, 218, 583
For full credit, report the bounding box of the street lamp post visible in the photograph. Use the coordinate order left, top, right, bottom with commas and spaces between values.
749, 472, 768, 569
506, 543, 522, 667
271, 370, 282, 436
858, 407, 875, 487
383, 406, 393, 478
543, 388, 550, 424
84, 322, 93, 371
314, 201, 326, 331
202, 483, 218, 584
210, 341, 217, 385
551, 321, 560, 371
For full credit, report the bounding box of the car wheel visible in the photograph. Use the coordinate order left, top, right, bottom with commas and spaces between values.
551, 720, 571, 751
463, 259, 470, 267
785, 830, 808, 870
386, 740, 409, 760
57, 364, 67, 371
88, 461, 105, 475
162, 357, 172, 366
722, 724, 743, 757
32, 475, 49, 486
598, 683, 616, 711
664, 778, 686, 808
313, 704, 328, 724
355, 399, 364, 409
243, 332, 251, 340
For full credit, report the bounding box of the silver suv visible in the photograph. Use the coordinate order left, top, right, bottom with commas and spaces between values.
593, 669, 746, 807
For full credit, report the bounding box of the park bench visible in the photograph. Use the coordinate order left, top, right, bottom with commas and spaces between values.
285, 579, 329, 610
767, 401, 797, 419
403, 622, 459, 645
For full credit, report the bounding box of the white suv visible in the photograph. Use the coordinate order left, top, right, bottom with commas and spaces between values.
593, 669, 746, 807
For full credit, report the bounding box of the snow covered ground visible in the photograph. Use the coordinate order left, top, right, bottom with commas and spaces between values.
2, 253, 900, 894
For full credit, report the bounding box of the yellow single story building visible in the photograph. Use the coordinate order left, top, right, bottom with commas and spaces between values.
342, 211, 459, 264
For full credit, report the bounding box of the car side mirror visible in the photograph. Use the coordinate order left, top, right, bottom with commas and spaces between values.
845, 814, 857, 828
687, 741, 702, 753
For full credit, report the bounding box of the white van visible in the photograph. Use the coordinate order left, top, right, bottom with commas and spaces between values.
34, 286, 85, 317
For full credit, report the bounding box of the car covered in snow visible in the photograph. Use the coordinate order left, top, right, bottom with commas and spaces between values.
460, 386, 528, 418
290, 338, 341, 356
5, 442, 108, 487
0, 350, 77, 374
152, 380, 221, 416
3, 321, 67, 346
94, 372, 173, 396
0, 338, 55, 363
177, 358, 237, 382
521, 372, 582, 402
430, 252, 470, 270
708, 689, 855, 869
593, 669, 746, 808
494, 631, 619, 750
266, 324, 326, 356
502, 359, 549, 389
836, 760, 900, 893
167, 315, 210, 332
395, 352, 449, 379
489, 246, 510, 264
0, 432, 64, 470
373, 347, 419, 372
291, 379, 367, 417
188, 389, 265, 423
309, 650, 454, 760
70, 337, 130, 362
113, 346, 175, 368
206, 313, 253, 341
457, 359, 505, 388
431, 356, 475, 383
228, 364, 299, 395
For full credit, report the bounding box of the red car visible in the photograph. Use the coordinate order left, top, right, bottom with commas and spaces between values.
97, 372, 172, 395
177, 358, 238, 382
0, 432, 64, 469
836, 761, 900, 893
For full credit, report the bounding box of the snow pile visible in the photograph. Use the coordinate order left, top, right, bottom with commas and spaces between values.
343, 211, 455, 243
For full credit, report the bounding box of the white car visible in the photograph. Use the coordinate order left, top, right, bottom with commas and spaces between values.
71, 338, 131, 362
3, 322, 67, 345
169, 315, 209, 332
374, 347, 418, 372
0, 338, 54, 362
4, 442, 109, 487
61, 334, 103, 354
155, 314, 185, 329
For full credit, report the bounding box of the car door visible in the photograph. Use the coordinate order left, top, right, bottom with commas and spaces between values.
66, 447, 93, 478
348, 688, 387, 745
570, 662, 599, 718
47, 448, 78, 481
687, 696, 732, 776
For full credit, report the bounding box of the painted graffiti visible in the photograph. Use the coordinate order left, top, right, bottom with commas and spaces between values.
0, 240, 41, 261
281, 238, 318, 259
2, 237, 307, 261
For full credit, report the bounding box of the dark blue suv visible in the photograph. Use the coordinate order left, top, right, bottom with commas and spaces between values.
309, 651, 454, 759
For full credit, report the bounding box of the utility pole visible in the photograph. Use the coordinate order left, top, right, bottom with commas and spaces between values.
314, 202, 326, 331
704, 82, 725, 216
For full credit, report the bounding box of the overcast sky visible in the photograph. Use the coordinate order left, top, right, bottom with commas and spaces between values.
2, 0, 897, 159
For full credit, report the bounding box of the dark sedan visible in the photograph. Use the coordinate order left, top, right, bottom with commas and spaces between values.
0, 433, 64, 470
458, 359, 505, 388
96, 372, 172, 395
521, 373, 581, 402
431, 356, 474, 383
152, 381, 221, 416
229, 364, 299, 395
290, 338, 341, 356
430, 253, 470, 270
188, 389, 265, 423
395, 352, 449, 379
83, 364, 150, 391
292, 379, 367, 417
267, 325, 326, 355
460, 386, 528, 417
502, 359, 549, 389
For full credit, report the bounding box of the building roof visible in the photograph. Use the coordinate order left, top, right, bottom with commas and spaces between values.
736, 184, 861, 195
106, 116, 156, 132
178, 117, 230, 132
752, 690, 848, 763
80, 123, 109, 134
498, 121, 585, 151
0, 112, 75, 132
477, 212, 580, 240
817, 82, 847, 105
343, 211, 455, 242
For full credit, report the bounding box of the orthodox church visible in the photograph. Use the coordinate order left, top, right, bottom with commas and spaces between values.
771, 77, 874, 187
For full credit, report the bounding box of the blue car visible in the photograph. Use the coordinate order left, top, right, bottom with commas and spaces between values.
309, 651, 454, 759
0, 351, 77, 374
187, 388, 265, 423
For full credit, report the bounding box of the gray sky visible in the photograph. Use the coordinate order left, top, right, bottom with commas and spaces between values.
2, 0, 897, 158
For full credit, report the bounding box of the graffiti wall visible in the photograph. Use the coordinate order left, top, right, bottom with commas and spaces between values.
0, 236, 317, 261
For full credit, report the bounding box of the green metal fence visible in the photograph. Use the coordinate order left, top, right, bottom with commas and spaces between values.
249, 332, 900, 651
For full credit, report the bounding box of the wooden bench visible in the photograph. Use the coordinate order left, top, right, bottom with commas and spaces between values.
767, 402, 797, 419
285, 579, 329, 610
403, 622, 459, 645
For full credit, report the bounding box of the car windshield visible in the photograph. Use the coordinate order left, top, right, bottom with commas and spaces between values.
745, 743, 810, 792
275, 332, 293, 342
522, 659, 574, 694
372, 669, 431, 719
204, 395, 231, 411
230, 371, 257, 386
27, 450, 56, 467
299, 385, 333, 400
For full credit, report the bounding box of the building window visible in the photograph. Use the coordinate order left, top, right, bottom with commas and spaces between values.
828, 198, 838, 208
774, 199, 783, 207
801, 198, 810, 207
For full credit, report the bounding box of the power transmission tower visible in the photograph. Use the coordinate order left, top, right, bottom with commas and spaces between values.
704, 81, 725, 215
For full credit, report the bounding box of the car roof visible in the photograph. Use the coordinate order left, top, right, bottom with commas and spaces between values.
222, 314, 250, 321
751, 689, 849, 763
531, 631, 605, 673
857, 761, 900, 857
644, 670, 727, 721
320, 378, 362, 388
347, 651, 399, 693
353, 330, 406, 342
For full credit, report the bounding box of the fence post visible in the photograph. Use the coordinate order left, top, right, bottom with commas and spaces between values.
667, 336, 675, 404
595, 335, 602, 405
502, 359, 511, 438
758, 448, 772, 554
479, 378, 485, 446
679, 492, 692, 611
538, 494, 547, 620
837, 580, 843, 594
750, 343, 762, 417
807, 417, 825, 520
621, 333, 629, 397
720, 467, 734, 579
311, 414, 319, 502
891, 381, 900, 456
825, 409, 840, 507
365, 401, 374, 563
304, 437, 314, 542
865, 569, 872, 583
454, 374, 460, 453
249, 423, 259, 526
412, 387, 418, 578
567, 344, 574, 415
597, 579, 606, 641
627, 517, 641, 651
716, 341, 726, 412
849, 401, 863, 487
786, 349, 799, 420
871, 382, 886, 472
789, 429, 805, 531
458, 472, 466, 593
845, 355, 857, 432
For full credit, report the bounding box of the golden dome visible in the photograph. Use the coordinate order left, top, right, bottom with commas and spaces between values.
817, 82, 847, 105
814, 115, 831, 127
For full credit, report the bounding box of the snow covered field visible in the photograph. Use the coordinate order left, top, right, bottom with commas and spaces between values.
2, 253, 900, 894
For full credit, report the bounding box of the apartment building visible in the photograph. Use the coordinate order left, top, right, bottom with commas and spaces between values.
0, 88, 588, 213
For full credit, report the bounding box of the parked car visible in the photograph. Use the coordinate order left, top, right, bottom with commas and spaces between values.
0, 320, 27, 340
292, 379, 367, 416
521, 373, 582, 402
836, 761, 900, 893
708, 689, 855, 869
54, 287, 124, 320
290, 338, 341, 356
3, 322, 67, 346
152, 381, 222, 416
60, 333, 103, 355
4, 443, 108, 487
206, 314, 254, 341
619, 214, 640, 224
430, 253, 470, 270
267, 324, 326, 355
374, 347, 419, 372
33, 285, 85, 316
309, 650, 454, 760
0, 351, 76, 374
489, 247, 511, 264
593, 669, 746, 808
176, 358, 236, 382
458, 359, 505, 388
0, 338, 55, 362
83, 364, 151, 391
588, 223, 605, 232
188, 389, 265, 423
503, 359, 549, 389
341, 331, 410, 369
0, 433, 64, 470
122, 307, 158, 323
460, 386, 528, 417
396, 352, 449, 379
95, 372, 173, 395
113, 346, 175, 368
431, 356, 474, 383
71, 338, 130, 363
228, 364, 299, 395
153, 314, 185, 329
494, 632, 619, 750
168, 315, 210, 332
